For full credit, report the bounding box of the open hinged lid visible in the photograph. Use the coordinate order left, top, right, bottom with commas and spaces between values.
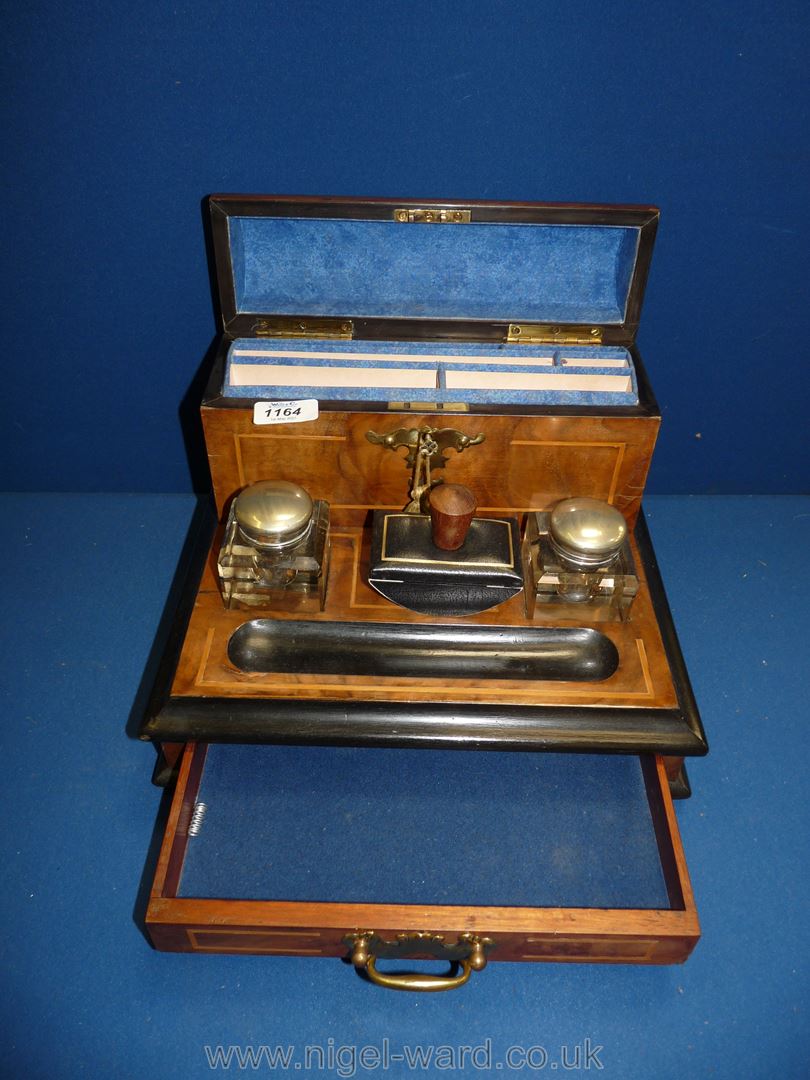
209, 196, 659, 346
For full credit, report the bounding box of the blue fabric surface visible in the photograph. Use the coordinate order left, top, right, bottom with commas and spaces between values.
4, 3, 810, 497
179, 745, 669, 908
223, 338, 638, 405
1, 494, 808, 1079
229, 217, 640, 323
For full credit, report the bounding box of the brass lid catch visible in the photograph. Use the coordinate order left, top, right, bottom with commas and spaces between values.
387, 401, 469, 412
394, 207, 471, 223
507, 323, 603, 345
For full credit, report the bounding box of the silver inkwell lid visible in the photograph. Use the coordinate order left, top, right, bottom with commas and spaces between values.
234, 480, 314, 550
548, 497, 628, 570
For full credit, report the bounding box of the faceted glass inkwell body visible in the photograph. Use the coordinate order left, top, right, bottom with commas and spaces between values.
217, 480, 330, 611
523, 497, 638, 621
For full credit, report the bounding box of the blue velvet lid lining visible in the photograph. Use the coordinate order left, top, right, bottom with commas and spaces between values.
178, 745, 671, 910
227, 216, 641, 324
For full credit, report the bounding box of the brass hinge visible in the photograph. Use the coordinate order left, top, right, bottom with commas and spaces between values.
254, 317, 354, 339
394, 207, 471, 223
507, 323, 603, 346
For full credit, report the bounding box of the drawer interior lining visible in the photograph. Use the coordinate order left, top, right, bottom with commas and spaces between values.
177, 746, 672, 910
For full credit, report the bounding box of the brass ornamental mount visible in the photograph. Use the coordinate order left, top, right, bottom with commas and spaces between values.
366, 425, 485, 514
344, 931, 494, 992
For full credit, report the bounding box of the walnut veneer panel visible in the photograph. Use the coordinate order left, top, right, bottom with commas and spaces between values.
169, 528, 677, 711
201, 408, 659, 528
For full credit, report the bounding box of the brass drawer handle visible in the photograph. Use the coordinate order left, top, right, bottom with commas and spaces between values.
345, 932, 492, 993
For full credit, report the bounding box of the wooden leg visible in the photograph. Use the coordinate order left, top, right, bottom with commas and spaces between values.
662, 755, 691, 799
151, 742, 185, 787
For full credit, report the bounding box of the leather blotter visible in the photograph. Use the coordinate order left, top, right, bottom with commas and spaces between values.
368, 512, 523, 616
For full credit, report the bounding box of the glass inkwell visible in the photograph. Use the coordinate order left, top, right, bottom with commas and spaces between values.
523, 497, 638, 621
217, 480, 330, 611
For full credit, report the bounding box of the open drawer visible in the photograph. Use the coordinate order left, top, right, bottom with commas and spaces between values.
146, 743, 699, 990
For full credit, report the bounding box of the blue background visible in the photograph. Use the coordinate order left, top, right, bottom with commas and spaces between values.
1, 494, 807, 1078
2, 0, 808, 495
